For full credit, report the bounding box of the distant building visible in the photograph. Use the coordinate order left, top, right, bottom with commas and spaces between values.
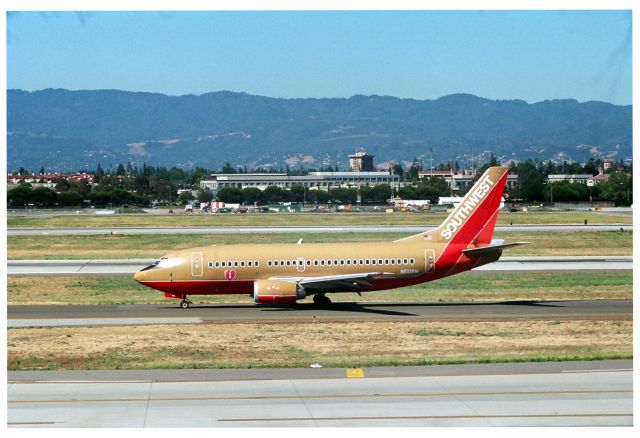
7, 172, 94, 189
418, 169, 518, 192
348, 151, 375, 172
200, 171, 399, 193
546, 174, 593, 184
587, 173, 610, 186
438, 196, 506, 210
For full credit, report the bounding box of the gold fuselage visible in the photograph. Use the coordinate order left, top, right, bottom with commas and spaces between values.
132, 238, 476, 297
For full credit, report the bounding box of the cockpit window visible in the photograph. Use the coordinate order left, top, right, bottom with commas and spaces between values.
141, 257, 183, 271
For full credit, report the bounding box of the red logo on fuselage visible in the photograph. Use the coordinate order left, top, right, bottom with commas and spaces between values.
224, 270, 237, 281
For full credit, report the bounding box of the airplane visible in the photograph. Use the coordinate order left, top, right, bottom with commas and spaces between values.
134, 166, 527, 308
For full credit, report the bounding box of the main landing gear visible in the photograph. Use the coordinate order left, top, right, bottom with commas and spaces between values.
180, 298, 191, 309
313, 293, 332, 307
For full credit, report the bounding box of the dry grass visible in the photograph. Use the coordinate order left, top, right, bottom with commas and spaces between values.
7, 320, 632, 370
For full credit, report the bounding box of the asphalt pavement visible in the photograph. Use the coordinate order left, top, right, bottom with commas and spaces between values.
7, 299, 632, 326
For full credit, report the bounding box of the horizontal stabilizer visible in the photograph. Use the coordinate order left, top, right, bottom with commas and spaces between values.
462, 242, 529, 256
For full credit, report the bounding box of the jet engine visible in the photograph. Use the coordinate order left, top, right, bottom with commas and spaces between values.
253, 280, 306, 304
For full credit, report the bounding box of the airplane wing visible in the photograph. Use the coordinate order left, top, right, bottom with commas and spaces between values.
462, 241, 529, 256
269, 272, 389, 292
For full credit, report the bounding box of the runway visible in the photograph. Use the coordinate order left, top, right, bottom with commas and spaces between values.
7, 224, 632, 236
7, 299, 632, 326
7, 255, 634, 276
8, 360, 632, 427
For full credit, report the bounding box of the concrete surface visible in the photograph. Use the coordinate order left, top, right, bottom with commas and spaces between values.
7, 360, 632, 427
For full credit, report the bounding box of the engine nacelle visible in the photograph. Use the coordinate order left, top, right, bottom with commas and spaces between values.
253, 280, 306, 304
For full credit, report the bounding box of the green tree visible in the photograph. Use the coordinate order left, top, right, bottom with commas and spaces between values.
7, 185, 33, 207
241, 187, 264, 204
598, 172, 632, 206
516, 160, 544, 202
95, 163, 104, 182
30, 187, 57, 206
392, 163, 404, 181
57, 191, 83, 206
289, 184, 305, 203
263, 185, 287, 203
69, 179, 91, 197
197, 189, 213, 203
216, 187, 243, 203
178, 191, 195, 205
54, 179, 71, 192
544, 182, 588, 202
221, 162, 237, 174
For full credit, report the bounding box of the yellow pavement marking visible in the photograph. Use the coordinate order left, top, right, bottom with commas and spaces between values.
346, 368, 365, 378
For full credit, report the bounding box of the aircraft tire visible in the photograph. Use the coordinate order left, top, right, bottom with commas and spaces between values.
313, 294, 331, 307
180, 299, 190, 309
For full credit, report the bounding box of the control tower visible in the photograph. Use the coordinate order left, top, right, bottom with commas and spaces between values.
348, 150, 375, 172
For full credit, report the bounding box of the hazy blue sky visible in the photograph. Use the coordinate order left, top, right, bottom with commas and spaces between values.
6, 10, 632, 104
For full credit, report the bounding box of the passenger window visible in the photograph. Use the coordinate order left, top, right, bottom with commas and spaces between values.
321, 260, 326, 266
390, 259, 395, 265
306, 260, 311, 266
410, 258, 415, 265
379, 259, 383, 265
208, 261, 213, 268
286, 260, 291, 266
234, 261, 239, 267
280, 260, 285, 266
371, 259, 376, 265
267, 260, 272, 267
327, 260, 332, 266
221, 261, 226, 267
353, 259, 358, 265
215, 261, 220, 268
241, 261, 245, 267
228, 261, 232, 267
403, 258, 408, 265
334, 260, 338, 265
255, 261, 260, 267
365, 259, 370, 265
248, 261, 252, 267
314, 260, 319, 266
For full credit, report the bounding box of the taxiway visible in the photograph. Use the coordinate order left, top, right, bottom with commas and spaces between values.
8, 360, 632, 427
7, 299, 631, 327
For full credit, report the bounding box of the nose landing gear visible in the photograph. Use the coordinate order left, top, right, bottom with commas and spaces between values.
313, 293, 332, 307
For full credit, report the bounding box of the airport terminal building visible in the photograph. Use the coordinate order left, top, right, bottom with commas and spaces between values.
200, 172, 400, 193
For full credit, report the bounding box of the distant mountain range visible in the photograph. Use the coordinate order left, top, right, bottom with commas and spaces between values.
7, 88, 632, 172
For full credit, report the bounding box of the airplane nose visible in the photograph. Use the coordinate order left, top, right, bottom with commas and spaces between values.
133, 267, 150, 282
